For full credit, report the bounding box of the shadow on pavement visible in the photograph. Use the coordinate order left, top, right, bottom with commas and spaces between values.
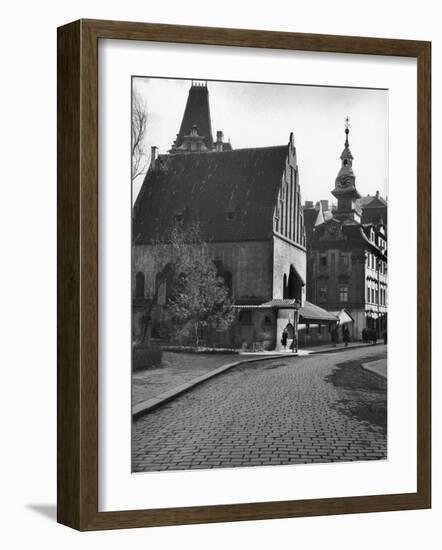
325, 358, 387, 435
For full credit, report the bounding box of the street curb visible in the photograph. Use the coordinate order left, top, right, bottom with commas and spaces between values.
307, 343, 383, 355
132, 343, 385, 419
361, 360, 387, 379
132, 354, 282, 419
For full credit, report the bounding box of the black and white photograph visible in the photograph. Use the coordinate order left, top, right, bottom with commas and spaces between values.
131, 77, 388, 473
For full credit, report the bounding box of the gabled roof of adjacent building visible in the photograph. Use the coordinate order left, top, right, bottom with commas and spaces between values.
134, 145, 289, 244
357, 194, 388, 208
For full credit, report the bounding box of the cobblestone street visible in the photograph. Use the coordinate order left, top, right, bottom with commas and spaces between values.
132, 346, 387, 472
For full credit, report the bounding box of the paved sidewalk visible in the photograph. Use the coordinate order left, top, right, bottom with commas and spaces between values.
132, 351, 239, 406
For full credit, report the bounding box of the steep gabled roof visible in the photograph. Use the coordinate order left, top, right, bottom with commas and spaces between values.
134, 145, 289, 243
357, 194, 387, 208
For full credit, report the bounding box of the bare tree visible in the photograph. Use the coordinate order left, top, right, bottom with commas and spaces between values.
131, 90, 148, 182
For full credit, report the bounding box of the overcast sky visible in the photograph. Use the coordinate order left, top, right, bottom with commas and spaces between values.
132, 77, 388, 205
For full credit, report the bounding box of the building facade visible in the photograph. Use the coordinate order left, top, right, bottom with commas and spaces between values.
306, 120, 388, 340
132, 82, 337, 351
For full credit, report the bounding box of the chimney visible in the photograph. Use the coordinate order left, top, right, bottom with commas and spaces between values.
376, 190, 380, 198
150, 146, 158, 170
304, 201, 314, 209
320, 200, 329, 212
215, 130, 224, 151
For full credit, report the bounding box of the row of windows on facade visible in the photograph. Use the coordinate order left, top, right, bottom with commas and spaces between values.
317, 284, 387, 305
319, 253, 351, 268
366, 252, 387, 274
368, 227, 387, 250
366, 283, 387, 306
318, 285, 349, 302
318, 252, 387, 274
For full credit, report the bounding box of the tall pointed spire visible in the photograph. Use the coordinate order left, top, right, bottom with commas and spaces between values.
332, 116, 361, 222
170, 82, 213, 153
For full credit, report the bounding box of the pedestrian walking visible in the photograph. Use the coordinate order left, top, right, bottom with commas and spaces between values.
281, 329, 288, 350
362, 327, 368, 344
342, 326, 350, 347
371, 329, 377, 345
290, 335, 298, 353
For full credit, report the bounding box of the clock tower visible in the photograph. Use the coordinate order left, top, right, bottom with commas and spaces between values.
331, 117, 361, 223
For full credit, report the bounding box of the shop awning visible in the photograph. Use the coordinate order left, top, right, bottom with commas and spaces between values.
233, 300, 339, 323
299, 301, 339, 323
330, 309, 355, 324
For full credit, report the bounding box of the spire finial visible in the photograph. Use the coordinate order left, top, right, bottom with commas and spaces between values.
344, 116, 350, 147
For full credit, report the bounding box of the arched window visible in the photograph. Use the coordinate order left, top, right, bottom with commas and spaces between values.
135, 272, 145, 298
287, 265, 303, 301
283, 274, 288, 299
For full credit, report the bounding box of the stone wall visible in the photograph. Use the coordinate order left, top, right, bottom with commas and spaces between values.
133, 239, 274, 304
272, 236, 306, 302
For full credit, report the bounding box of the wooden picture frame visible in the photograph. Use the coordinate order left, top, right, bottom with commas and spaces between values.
57, 19, 431, 530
